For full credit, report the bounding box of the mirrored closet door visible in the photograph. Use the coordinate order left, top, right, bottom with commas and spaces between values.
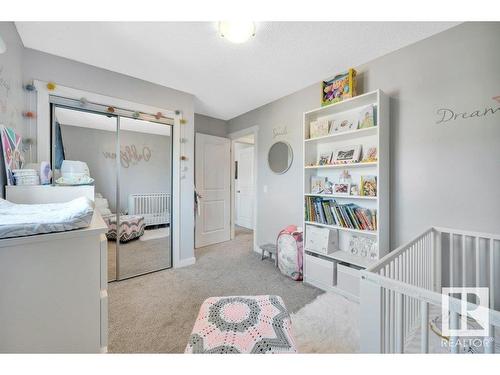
51, 99, 173, 281
116, 117, 172, 279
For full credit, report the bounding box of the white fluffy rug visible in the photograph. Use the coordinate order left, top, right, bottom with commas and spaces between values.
291, 292, 360, 353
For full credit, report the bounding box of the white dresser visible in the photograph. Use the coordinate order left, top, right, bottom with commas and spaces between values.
0, 213, 108, 353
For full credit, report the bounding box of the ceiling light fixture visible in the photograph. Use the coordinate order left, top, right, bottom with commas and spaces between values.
0, 35, 6, 54
218, 21, 255, 44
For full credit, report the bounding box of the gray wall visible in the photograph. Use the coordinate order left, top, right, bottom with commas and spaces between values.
61, 125, 171, 213
0, 23, 24, 136
0, 23, 26, 191
228, 22, 500, 250
21, 38, 195, 262
195, 113, 228, 137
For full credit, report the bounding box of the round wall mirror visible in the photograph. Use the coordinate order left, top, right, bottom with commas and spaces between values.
268, 141, 293, 174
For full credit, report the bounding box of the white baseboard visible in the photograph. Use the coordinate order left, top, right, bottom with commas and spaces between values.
175, 256, 196, 268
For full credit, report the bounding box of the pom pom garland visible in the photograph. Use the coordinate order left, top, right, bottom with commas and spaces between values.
25, 83, 36, 91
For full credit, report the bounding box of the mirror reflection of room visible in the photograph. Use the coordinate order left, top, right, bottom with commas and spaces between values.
117, 117, 172, 280
54, 106, 172, 281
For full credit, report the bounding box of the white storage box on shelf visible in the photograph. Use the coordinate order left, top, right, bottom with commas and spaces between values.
305, 224, 338, 255
337, 263, 361, 297
303, 252, 336, 291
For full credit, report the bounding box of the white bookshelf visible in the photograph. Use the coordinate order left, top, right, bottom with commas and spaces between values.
302, 89, 389, 300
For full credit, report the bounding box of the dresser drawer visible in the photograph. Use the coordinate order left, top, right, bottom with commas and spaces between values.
100, 290, 108, 352
100, 234, 108, 290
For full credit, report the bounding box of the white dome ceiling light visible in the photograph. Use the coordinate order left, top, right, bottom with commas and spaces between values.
0, 35, 6, 54
218, 21, 255, 44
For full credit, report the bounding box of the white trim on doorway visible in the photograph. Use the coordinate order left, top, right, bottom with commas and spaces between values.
228, 126, 259, 253
33, 80, 185, 269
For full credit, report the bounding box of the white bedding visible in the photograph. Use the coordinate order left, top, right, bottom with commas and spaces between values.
0, 197, 95, 239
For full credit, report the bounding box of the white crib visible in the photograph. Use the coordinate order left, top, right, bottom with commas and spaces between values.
128, 192, 170, 227
360, 227, 500, 353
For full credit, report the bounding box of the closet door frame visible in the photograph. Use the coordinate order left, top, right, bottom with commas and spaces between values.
41, 84, 182, 272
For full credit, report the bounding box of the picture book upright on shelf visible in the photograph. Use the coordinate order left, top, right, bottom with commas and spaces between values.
302, 89, 389, 301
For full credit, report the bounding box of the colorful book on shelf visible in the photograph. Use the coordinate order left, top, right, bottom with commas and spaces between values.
304, 197, 377, 231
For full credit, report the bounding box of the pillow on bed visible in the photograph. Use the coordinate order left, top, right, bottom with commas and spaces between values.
0, 197, 95, 239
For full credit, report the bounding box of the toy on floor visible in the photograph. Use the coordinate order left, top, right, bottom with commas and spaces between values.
277, 225, 304, 281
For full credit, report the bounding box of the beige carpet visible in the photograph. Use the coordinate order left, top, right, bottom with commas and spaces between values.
108, 233, 171, 281
108, 228, 323, 353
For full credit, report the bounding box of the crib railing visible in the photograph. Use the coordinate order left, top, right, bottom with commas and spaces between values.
360, 227, 500, 353
128, 192, 170, 227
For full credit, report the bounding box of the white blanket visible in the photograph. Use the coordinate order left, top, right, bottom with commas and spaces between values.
0, 197, 95, 239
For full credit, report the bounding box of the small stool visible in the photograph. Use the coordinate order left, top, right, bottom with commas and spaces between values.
260, 243, 278, 267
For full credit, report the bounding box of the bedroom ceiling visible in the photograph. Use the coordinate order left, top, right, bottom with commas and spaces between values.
16, 22, 459, 120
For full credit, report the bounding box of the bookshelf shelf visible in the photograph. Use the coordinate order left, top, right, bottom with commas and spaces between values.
304, 162, 378, 169
305, 193, 377, 200
304, 221, 377, 236
305, 126, 378, 144
302, 89, 389, 301
305, 249, 375, 269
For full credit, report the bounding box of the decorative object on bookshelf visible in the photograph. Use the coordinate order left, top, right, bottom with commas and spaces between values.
339, 169, 352, 184
305, 224, 338, 255
333, 183, 350, 195
358, 104, 376, 129
369, 242, 378, 260
361, 146, 378, 163
311, 176, 327, 194
330, 113, 358, 134
321, 69, 357, 106
360, 176, 377, 197
309, 119, 330, 139
318, 152, 333, 166
332, 145, 361, 164
324, 180, 333, 194
305, 197, 377, 232
350, 184, 359, 196
348, 236, 376, 258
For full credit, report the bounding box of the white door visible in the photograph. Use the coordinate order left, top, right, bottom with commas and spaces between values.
235, 145, 254, 229
195, 133, 231, 248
